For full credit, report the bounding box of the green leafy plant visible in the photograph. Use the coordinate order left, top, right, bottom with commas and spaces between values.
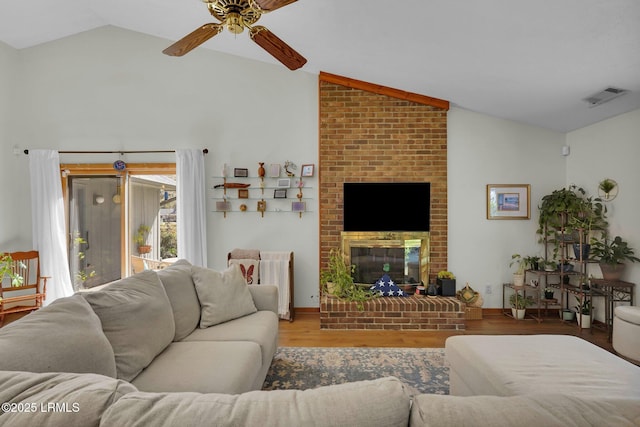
133, 224, 151, 246
509, 293, 534, 309
436, 271, 455, 279
574, 296, 592, 315
510, 254, 528, 275
537, 185, 607, 260
72, 234, 96, 289
0, 254, 24, 287
320, 248, 375, 310
590, 235, 640, 265
598, 179, 616, 196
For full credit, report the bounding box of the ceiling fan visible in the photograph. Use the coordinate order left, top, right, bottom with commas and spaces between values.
163, 0, 307, 70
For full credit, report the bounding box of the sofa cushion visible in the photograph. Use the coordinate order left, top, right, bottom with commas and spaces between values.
184, 310, 278, 380
192, 264, 257, 328
81, 270, 175, 381
410, 393, 640, 427
102, 377, 410, 427
0, 295, 117, 377
0, 370, 137, 427
156, 259, 200, 341
131, 341, 262, 394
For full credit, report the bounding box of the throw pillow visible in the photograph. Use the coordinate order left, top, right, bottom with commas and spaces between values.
228, 259, 259, 284
81, 270, 175, 381
156, 259, 201, 341
0, 294, 117, 377
192, 264, 257, 328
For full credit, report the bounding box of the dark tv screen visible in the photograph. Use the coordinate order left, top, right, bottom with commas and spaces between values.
343, 182, 430, 232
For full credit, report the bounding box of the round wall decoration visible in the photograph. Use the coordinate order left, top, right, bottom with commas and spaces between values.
597, 178, 618, 201
113, 160, 126, 171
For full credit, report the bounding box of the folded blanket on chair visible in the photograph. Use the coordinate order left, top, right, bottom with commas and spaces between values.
229, 249, 260, 261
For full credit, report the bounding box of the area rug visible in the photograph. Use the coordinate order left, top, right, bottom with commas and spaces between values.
262, 347, 448, 396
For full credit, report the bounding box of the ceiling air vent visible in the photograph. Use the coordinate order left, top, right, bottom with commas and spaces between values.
583, 87, 630, 107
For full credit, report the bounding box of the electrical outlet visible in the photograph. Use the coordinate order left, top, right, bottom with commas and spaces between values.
485, 285, 492, 295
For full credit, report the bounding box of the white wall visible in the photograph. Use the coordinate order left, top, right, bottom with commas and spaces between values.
448, 108, 566, 307
566, 109, 640, 304
1, 26, 319, 307
2, 26, 638, 309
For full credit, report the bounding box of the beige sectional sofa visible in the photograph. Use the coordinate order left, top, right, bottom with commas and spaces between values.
1, 260, 640, 426
0, 260, 280, 396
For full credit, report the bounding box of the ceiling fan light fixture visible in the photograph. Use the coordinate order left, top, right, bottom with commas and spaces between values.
226, 11, 245, 34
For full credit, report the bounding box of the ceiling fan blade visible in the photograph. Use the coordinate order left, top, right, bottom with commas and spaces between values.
250, 0, 298, 12
163, 23, 223, 57
249, 26, 306, 70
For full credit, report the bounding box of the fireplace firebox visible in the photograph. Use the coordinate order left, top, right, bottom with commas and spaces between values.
341, 231, 430, 285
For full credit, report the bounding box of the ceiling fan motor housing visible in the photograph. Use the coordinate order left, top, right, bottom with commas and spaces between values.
207, 0, 261, 34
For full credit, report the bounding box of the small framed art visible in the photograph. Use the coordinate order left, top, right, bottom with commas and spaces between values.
486, 184, 530, 220
274, 189, 287, 199
292, 201, 306, 212
238, 189, 249, 199
216, 201, 231, 212
301, 164, 315, 177
269, 164, 281, 178
277, 178, 291, 188
234, 168, 249, 178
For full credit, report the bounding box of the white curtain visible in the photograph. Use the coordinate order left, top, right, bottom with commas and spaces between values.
176, 149, 208, 267
29, 149, 74, 305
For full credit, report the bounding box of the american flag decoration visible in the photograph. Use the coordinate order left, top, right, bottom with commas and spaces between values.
370, 274, 407, 297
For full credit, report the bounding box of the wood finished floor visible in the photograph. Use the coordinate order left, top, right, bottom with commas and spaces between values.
280, 311, 616, 354
1, 310, 616, 355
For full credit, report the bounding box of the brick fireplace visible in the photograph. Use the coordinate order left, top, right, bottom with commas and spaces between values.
318, 72, 455, 329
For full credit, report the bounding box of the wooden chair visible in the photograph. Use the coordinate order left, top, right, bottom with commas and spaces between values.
131, 255, 172, 274
0, 251, 48, 326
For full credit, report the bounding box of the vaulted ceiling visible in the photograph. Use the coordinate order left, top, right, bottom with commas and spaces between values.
1, 0, 639, 132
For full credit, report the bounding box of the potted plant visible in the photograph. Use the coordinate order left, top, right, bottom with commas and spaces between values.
537, 185, 595, 259
566, 191, 607, 261
0, 254, 24, 288
320, 249, 374, 310
543, 287, 555, 300
523, 255, 543, 271
134, 224, 152, 254
509, 254, 527, 287
509, 293, 534, 319
436, 270, 456, 296
574, 296, 593, 329
590, 235, 640, 280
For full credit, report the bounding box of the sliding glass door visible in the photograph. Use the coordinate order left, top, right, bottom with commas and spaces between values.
62, 164, 176, 290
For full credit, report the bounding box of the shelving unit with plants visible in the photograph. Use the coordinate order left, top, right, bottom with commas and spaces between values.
531, 185, 609, 329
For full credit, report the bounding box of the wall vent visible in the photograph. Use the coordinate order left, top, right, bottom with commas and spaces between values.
583, 87, 630, 107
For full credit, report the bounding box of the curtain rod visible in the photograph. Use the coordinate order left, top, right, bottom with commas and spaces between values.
23, 149, 208, 155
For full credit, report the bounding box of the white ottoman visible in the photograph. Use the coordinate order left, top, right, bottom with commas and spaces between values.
445, 335, 640, 398
613, 305, 640, 363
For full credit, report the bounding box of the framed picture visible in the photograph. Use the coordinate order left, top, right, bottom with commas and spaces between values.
274, 189, 287, 199
257, 200, 267, 212
301, 164, 315, 177
216, 201, 231, 212
487, 184, 530, 220
238, 189, 249, 199
234, 168, 248, 178
269, 164, 281, 178
292, 201, 306, 212
277, 178, 291, 188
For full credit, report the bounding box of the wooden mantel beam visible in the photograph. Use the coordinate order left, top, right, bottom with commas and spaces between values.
319, 71, 450, 110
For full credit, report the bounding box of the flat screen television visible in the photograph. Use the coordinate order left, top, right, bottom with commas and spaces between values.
343, 182, 430, 232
